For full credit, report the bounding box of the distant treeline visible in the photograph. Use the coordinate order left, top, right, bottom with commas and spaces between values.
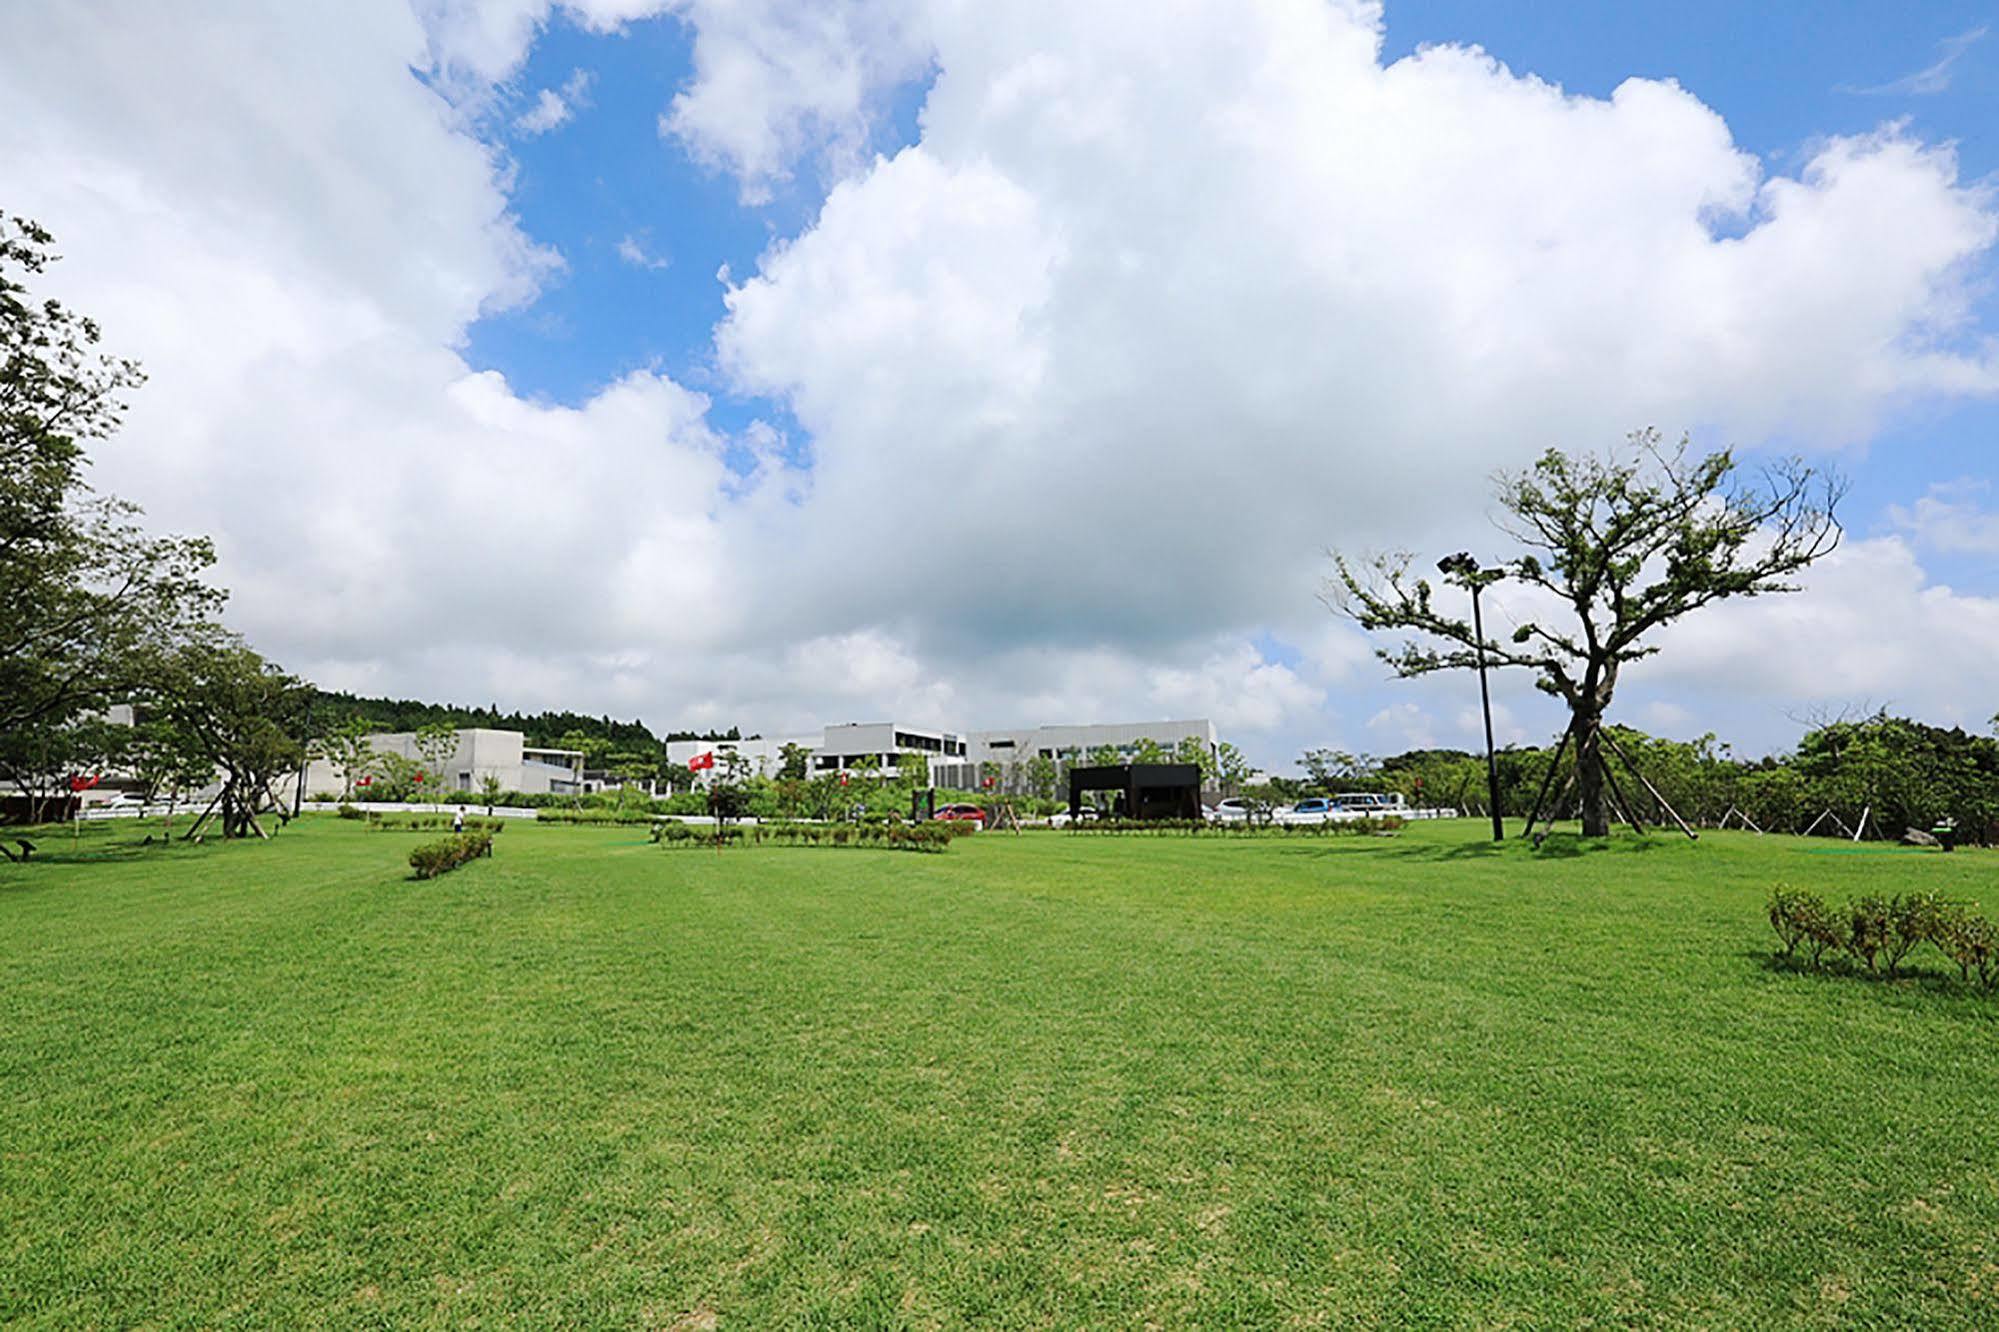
310, 690, 747, 752
1282, 713, 1999, 845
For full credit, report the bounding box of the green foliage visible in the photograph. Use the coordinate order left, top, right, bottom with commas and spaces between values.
157, 636, 312, 838
534, 808, 655, 827
1766, 888, 1997, 992
313, 718, 379, 800
366, 813, 504, 833
1933, 907, 1999, 989
407, 830, 493, 879
1336, 431, 1843, 835
777, 741, 811, 783
653, 820, 960, 853
414, 722, 459, 794
1, 214, 223, 739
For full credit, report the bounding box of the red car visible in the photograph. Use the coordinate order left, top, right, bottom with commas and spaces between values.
932, 803, 987, 828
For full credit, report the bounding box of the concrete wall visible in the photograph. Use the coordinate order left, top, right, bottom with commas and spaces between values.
298, 728, 582, 797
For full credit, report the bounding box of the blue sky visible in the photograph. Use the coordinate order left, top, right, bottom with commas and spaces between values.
10, 1, 1997, 770
467, 0, 1999, 593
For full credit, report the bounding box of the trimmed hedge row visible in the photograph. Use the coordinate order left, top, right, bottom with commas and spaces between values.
409, 830, 494, 880
651, 819, 966, 852
1768, 887, 1999, 989
533, 808, 656, 826
1064, 816, 1406, 836
367, 813, 506, 833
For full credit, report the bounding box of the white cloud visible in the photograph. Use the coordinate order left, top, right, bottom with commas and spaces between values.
1888, 478, 1999, 553
1838, 25, 1987, 97
616, 231, 672, 270
514, 87, 572, 133
514, 68, 594, 134
1637, 536, 1999, 733
5, 0, 1999, 773
660, 0, 939, 203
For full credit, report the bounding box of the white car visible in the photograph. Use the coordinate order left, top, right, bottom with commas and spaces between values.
1205, 797, 1271, 824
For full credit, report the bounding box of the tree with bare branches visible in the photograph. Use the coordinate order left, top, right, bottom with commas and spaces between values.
1332, 431, 1844, 836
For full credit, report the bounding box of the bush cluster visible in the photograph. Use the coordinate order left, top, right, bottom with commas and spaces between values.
533, 808, 658, 826
1768, 887, 1998, 989
651, 819, 961, 853
364, 812, 505, 833
408, 830, 494, 880
1064, 816, 1405, 836
336, 803, 366, 820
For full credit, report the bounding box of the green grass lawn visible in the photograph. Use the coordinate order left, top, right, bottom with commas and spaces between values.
4, 818, 1997, 1328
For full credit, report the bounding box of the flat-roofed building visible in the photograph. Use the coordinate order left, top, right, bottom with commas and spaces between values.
297, 728, 585, 798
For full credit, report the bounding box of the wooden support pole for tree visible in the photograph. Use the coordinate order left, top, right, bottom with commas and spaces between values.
1597, 750, 1646, 834
1599, 726, 1698, 841
182, 787, 225, 841
1520, 722, 1576, 840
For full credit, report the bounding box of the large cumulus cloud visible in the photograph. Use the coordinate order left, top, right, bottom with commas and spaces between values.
5, 0, 1997, 766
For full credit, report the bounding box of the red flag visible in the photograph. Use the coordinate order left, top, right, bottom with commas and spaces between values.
688, 751, 716, 772
68, 773, 103, 793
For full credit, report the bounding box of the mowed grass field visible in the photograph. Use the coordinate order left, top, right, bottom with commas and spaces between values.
4, 819, 1998, 1328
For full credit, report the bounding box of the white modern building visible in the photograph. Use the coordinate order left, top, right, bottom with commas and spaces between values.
296, 728, 586, 798
665, 718, 1216, 790
664, 723, 967, 785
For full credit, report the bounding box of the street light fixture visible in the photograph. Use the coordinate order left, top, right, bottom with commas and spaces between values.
1438, 552, 1505, 842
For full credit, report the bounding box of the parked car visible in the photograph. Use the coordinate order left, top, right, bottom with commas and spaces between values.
1276, 797, 1336, 825
1047, 806, 1102, 828
1332, 792, 1404, 814
932, 803, 988, 828
1205, 797, 1270, 824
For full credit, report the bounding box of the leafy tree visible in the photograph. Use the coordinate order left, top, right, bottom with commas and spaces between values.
370, 752, 426, 802
557, 730, 614, 771
1, 215, 222, 738
479, 772, 504, 814
123, 712, 213, 834
1027, 753, 1059, 801
413, 721, 459, 802
0, 714, 123, 823
1087, 744, 1121, 769
1215, 741, 1253, 797
777, 741, 811, 782
161, 638, 312, 838
1335, 432, 1842, 836
1173, 735, 1217, 786
315, 717, 379, 800
1131, 737, 1168, 765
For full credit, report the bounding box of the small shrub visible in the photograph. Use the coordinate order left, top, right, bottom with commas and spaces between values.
408, 830, 494, 880
336, 803, 366, 821
1885, 893, 1946, 978
1767, 886, 1810, 959
1793, 894, 1845, 968
1845, 896, 1890, 973
1934, 907, 1999, 990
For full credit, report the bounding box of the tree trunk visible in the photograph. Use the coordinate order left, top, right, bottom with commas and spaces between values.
1575, 713, 1611, 837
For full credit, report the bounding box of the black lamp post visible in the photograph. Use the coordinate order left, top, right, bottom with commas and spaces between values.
1438, 552, 1505, 842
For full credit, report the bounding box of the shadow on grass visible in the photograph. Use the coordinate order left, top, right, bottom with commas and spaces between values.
1370, 832, 1675, 863
1750, 949, 1997, 1004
